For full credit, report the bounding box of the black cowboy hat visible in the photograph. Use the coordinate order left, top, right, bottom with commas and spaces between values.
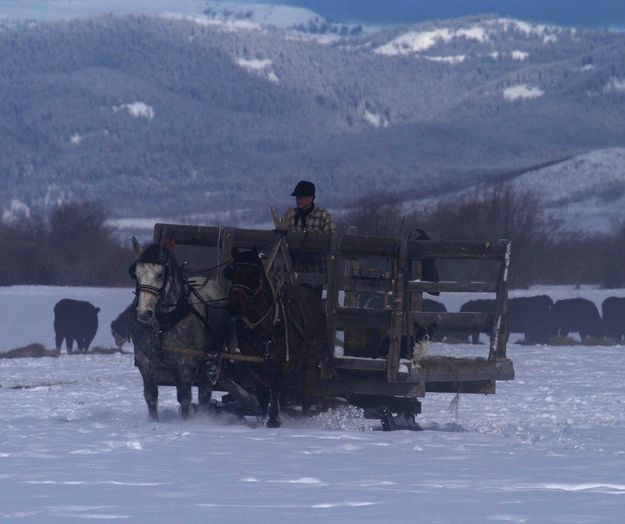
291, 180, 315, 197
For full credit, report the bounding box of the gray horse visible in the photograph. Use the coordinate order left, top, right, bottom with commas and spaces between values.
130, 238, 230, 420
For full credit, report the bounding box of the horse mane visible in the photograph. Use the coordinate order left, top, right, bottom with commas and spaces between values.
233, 249, 261, 265
138, 243, 171, 265
187, 276, 229, 302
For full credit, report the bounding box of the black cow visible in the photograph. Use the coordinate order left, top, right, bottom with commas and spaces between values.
53, 299, 100, 353
508, 295, 553, 345
459, 295, 553, 344
602, 297, 625, 341
551, 298, 603, 342
459, 299, 494, 344
111, 303, 134, 350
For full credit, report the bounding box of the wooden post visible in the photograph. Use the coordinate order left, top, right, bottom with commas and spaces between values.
409, 259, 423, 314
216, 227, 235, 290
344, 226, 359, 308
387, 239, 407, 382
322, 233, 341, 379
490, 240, 511, 360
153, 224, 165, 243
343, 226, 363, 357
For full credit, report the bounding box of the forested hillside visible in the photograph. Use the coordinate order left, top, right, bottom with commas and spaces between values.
2, 14, 625, 219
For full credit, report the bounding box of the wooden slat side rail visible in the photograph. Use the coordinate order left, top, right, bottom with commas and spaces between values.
336, 309, 493, 332
216, 227, 235, 291
407, 281, 497, 293
343, 226, 360, 309
387, 239, 408, 383
154, 224, 222, 247
407, 239, 509, 260
154, 224, 304, 251
333, 356, 515, 383
294, 273, 327, 286
412, 357, 515, 382
341, 235, 397, 258
333, 356, 388, 372
153, 224, 165, 243
156, 224, 508, 261
410, 311, 493, 332
426, 381, 495, 394
319, 376, 425, 397
156, 223, 330, 252
322, 233, 341, 379
490, 240, 511, 360
336, 307, 391, 329
343, 276, 392, 293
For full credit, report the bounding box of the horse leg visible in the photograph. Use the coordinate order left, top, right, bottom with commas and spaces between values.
141, 371, 159, 421
55, 334, 63, 351
197, 386, 212, 414
266, 369, 283, 428
255, 384, 270, 418
301, 364, 317, 414
66, 337, 74, 354
176, 380, 193, 419
197, 374, 213, 415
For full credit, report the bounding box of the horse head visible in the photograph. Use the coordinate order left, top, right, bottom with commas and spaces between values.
225, 246, 267, 318
130, 237, 182, 326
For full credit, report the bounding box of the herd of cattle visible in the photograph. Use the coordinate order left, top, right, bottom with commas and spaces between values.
422, 295, 625, 344
52, 294, 625, 353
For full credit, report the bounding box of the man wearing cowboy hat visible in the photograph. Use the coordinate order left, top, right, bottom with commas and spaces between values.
281, 180, 335, 276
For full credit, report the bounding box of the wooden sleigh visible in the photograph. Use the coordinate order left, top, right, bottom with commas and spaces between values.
152, 219, 514, 430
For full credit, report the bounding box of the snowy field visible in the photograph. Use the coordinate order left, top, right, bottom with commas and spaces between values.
1, 286, 625, 522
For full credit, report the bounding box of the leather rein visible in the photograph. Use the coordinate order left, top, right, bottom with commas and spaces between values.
134, 257, 224, 340
229, 262, 280, 330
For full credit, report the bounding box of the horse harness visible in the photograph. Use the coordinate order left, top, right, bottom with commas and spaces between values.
228, 259, 308, 363
132, 252, 227, 358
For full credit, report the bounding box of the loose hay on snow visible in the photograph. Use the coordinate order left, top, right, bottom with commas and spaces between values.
90, 346, 126, 354
0, 343, 59, 359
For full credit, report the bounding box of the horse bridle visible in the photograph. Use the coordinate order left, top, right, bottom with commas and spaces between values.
131, 253, 199, 336
130, 256, 171, 301
228, 260, 279, 329
229, 262, 265, 300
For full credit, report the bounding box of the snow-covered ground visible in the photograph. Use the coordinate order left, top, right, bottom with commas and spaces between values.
1, 286, 625, 522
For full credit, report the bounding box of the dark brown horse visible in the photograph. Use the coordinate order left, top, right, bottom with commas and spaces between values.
226, 246, 327, 428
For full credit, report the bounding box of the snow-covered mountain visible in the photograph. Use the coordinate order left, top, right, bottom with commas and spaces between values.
0, 0, 354, 35
371, 18, 568, 59
408, 148, 625, 232
509, 148, 625, 231
1, 8, 625, 223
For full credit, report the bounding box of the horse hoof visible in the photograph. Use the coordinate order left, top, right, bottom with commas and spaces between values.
147, 404, 159, 421
266, 417, 282, 428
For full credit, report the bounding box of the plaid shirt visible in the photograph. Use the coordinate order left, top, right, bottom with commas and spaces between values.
282, 205, 335, 274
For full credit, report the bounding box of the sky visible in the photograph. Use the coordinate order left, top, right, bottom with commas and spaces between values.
229, 0, 625, 28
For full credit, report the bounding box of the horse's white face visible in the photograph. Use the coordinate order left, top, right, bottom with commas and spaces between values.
135, 262, 167, 324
